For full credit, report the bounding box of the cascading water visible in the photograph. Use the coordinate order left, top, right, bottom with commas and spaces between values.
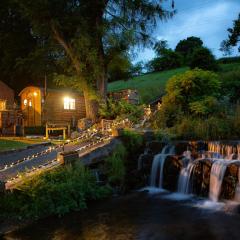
209, 160, 229, 202
150, 145, 174, 188
178, 161, 196, 194
234, 167, 240, 202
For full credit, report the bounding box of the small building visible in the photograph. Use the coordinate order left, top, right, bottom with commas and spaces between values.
0, 81, 22, 135
108, 89, 140, 105
19, 86, 86, 127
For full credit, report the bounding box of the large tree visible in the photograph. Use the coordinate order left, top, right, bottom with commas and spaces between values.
175, 36, 203, 64
147, 40, 182, 72
220, 13, 240, 55
189, 47, 218, 71
0, 0, 36, 92
0, 0, 60, 92
14, 0, 175, 120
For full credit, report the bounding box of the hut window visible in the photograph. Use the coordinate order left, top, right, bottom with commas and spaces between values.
0, 100, 6, 110
23, 99, 28, 106
64, 97, 75, 110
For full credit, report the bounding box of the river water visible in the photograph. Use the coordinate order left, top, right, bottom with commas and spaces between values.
2, 190, 240, 240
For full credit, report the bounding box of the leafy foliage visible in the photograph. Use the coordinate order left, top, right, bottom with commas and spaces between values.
121, 129, 144, 153
220, 68, 240, 103
148, 50, 183, 72
220, 13, 240, 54
150, 67, 240, 140
0, 164, 111, 219
12, 0, 175, 120
163, 68, 221, 115
108, 53, 132, 82
99, 98, 143, 123
105, 145, 126, 186
189, 47, 218, 71
175, 36, 203, 64
147, 40, 183, 72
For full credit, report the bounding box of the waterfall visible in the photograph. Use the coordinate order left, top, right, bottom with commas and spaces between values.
150, 145, 174, 188
178, 161, 196, 194
234, 167, 240, 202
208, 142, 240, 160
209, 160, 228, 202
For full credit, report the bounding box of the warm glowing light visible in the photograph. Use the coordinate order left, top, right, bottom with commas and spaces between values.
23, 99, 28, 106
29, 100, 32, 107
33, 91, 37, 96
64, 97, 76, 110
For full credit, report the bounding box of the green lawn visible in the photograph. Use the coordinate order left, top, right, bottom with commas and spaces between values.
0, 139, 30, 152
108, 67, 189, 103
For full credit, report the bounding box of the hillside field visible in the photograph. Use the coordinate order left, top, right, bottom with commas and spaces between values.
108, 63, 239, 104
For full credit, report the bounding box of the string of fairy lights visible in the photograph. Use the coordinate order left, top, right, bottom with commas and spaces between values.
4, 118, 132, 186
0, 129, 99, 172
4, 133, 112, 185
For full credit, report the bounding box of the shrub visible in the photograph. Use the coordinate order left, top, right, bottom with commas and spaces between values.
0, 164, 111, 219
99, 98, 143, 123
155, 129, 177, 142
169, 116, 233, 140
220, 68, 240, 103
121, 129, 144, 153
148, 50, 183, 72
105, 145, 126, 186
189, 47, 219, 71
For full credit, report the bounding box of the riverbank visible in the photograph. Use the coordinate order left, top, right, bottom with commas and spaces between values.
3, 190, 240, 239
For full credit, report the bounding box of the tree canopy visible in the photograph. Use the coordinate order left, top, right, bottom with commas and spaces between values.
175, 36, 203, 63
7, 0, 175, 119
147, 40, 182, 72
221, 13, 240, 54
189, 47, 218, 71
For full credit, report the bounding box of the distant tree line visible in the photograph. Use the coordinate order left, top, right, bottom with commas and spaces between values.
146, 36, 218, 73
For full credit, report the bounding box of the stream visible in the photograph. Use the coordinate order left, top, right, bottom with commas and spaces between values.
2, 189, 240, 240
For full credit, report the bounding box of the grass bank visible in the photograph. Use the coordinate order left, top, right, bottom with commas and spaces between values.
108, 63, 239, 104
108, 67, 188, 103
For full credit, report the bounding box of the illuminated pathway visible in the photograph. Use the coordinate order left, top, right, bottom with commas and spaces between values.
0, 131, 111, 187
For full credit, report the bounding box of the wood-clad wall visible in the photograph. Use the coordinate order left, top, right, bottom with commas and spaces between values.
0, 111, 16, 135
42, 91, 86, 126
19, 86, 86, 127
0, 81, 14, 107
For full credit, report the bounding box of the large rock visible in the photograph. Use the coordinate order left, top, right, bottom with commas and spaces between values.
221, 163, 240, 200
163, 155, 182, 191
145, 141, 166, 155
137, 153, 154, 171
192, 159, 212, 197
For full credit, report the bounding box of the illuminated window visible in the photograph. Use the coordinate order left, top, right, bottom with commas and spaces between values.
0, 100, 6, 110
64, 97, 75, 110
23, 99, 28, 106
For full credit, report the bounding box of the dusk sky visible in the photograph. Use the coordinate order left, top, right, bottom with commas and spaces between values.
136, 0, 240, 62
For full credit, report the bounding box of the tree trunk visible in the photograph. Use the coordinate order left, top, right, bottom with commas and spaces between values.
83, 90, 99, 122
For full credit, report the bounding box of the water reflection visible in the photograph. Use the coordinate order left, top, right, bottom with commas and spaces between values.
3, 191, 240, 240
